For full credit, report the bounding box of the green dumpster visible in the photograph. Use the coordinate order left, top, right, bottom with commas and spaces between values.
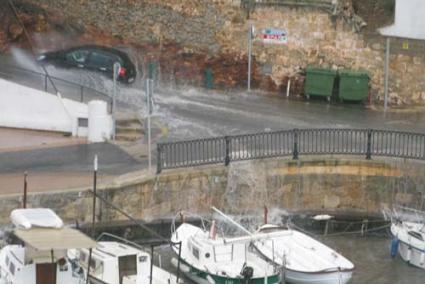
304, 67, 337, 101
204, 68, 214, 89
338, 70, 369, 102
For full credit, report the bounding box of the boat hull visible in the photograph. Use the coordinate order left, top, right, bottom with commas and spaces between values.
172, 257, 280, 284
398, 241, 425, 269
283, 269, 353, 284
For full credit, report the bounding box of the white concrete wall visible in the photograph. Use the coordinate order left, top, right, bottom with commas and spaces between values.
379, 0, 425, 40
0, 78, 88, 136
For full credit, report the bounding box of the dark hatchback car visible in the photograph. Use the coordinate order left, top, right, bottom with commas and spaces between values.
37, 45, 137, 83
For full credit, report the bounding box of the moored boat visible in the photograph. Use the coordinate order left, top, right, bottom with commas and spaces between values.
252, 224, 354, 284
70, 233, 181, 284
0, 208, 96, 284
170, 219, 281, 284
390, 220, 425, 270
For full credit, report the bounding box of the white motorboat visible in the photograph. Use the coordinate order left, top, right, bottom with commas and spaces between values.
70, 233, 181, 284
391, 220, 425, 269
0, 208, 96, 284
170, 220, 281, 284
252, 224, 354, 284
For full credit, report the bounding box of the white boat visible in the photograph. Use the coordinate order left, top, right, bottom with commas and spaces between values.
0, 208, 96, 284
70, 233, 181, 284
391, 220, 425, 269
252, 224, 354, 284
170, 221, 281, 284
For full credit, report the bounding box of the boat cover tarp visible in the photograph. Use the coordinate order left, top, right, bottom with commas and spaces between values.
11, 208, 64, 229
15, 227, 96, 250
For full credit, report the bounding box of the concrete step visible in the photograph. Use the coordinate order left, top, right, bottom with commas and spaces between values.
115, 133, 143, 142
116, 126, 144, 136
116, 118, 143, 128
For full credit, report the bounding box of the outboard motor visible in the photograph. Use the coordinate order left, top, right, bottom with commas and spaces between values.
241, 263, 254, 284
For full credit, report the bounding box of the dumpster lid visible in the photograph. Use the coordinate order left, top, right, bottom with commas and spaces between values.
306, 67, 337, 75
339, 70, 369, 77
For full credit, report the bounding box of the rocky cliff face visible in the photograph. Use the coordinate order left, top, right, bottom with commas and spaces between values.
2, 0, 425, 106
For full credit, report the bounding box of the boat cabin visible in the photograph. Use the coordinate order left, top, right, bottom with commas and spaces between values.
77, 241, 152, 284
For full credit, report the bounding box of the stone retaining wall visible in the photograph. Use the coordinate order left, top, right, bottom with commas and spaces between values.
1, 158, 424, 226
10, 0, 424, 105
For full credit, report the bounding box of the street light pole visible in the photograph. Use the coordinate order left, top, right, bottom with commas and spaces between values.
146, 79, 153, 172
384, 37, 391, 111
248, 23, 253, 92
112, 62, 121, 140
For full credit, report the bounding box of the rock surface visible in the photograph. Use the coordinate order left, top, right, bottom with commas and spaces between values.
1, 0, 425, 105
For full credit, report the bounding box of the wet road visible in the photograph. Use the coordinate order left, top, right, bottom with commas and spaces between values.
2, 50, 425, 145
2, 50, 425, 174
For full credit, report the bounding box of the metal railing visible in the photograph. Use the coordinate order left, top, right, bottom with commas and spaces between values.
0, 63, 113, 111
156, 129, 425, 173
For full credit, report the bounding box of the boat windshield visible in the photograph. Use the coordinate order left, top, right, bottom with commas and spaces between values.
408, 231, 424, 241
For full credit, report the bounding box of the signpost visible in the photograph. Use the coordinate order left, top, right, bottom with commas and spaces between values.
146, 79, 154, 172
248, 23, 254, 92
112, 62, 121, 140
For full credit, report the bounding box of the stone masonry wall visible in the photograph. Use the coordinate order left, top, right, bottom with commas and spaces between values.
8, 0, 425, 105
1, 159, 425, 226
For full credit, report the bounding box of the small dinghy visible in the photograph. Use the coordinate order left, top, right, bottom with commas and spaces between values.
69, 233, 181, 284
391, 220, 425, 269
170, 218, 280, 284
0, 208, 96, 284
252, 224, 354, 284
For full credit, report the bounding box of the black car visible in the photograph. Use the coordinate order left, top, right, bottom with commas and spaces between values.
37, 45, 137, 84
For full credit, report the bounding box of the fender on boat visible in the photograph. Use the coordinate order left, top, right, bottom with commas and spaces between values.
391, 237, 399, 258
171, 257, 191, 273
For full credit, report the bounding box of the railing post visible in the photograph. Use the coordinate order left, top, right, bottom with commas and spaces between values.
156, 144, 162, 174
44, 74, 48, 92
225, 136, 231, 166
293, 129, 299, 160
366, 129, 372, 160
80, 86, 84, 102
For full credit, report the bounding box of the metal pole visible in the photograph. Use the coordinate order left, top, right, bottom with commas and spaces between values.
384, 37, 390, 111
23, 171, 27, 208
248, 23, 253, 92
86, 155, 98, 284
91, 155, 98, 239
146, 79, 152, 172
112, 62, 121, 140
149, 245, 154, 284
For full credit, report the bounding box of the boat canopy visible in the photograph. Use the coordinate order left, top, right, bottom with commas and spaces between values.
11, 208, 64, 229
15, 227, 96, 251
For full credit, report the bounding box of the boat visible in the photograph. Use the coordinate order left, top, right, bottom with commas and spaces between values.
0, 208, 96, 284
69, 233, 181, 284
251, 224, 355, 284
170, 217, 281, 284
390, 220, 425, 269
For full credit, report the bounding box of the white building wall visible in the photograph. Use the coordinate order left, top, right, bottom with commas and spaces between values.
379, 0, 425, 40
0, 78, 88, 136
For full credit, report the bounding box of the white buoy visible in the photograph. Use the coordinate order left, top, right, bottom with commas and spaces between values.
88, 100, 112, 143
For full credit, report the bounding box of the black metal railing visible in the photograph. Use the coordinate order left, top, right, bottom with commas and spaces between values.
0, 63, 113, 111
156, 129, 425, 173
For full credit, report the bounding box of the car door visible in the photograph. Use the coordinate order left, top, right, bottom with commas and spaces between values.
64, 49, 90, 68
86, 50, 115, 76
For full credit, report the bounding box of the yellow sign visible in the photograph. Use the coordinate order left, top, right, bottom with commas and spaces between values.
402, 42, 409, 49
